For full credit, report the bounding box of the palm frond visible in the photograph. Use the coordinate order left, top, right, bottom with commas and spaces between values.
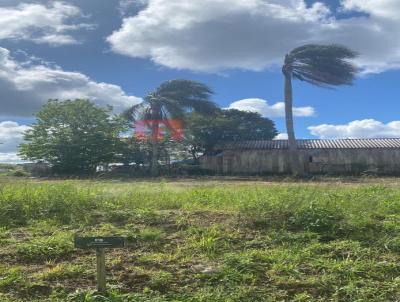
286, 44, 359, 87
121, 103, 145, 122
160, 98, 186, 118
156, 79, 213, 100
155, 79, 217, 114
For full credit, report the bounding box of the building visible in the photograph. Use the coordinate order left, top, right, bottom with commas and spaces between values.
199, 138, 400, 175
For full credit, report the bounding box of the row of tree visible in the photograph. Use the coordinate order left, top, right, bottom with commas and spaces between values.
20, 43, 359, 176
19, 94, 277, 175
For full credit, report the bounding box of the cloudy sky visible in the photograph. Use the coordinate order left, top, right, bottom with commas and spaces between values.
0, 0, 399, 162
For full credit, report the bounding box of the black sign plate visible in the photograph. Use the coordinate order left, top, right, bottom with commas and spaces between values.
74, 236, 125, 249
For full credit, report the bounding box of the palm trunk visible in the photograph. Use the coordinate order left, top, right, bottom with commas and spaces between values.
150, 120, 159, 176
284, 72, 302, 175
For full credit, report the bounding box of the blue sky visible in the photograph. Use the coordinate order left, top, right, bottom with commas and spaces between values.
0, 0, 399, 162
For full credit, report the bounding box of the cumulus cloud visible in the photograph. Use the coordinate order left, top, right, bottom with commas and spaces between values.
0, 47, 142, 117
227, 98, 315, 118
308, 119, 400, 139
108, 0, 330, 72
341, 0, 400, 20
274, 133, 288, 140
0, 121, 30, 163
107, 0, 400, 74
0, 2, 93, 45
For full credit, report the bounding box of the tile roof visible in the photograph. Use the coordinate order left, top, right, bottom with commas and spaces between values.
215, 138, 400, 150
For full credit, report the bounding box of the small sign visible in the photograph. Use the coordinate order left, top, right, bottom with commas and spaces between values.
74, 236, 125, 249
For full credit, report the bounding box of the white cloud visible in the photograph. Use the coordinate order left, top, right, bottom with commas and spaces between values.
108, 0, 330, 72
0, 153, 23, 164
0, 47, 142, 117
274, 133, 288, 140
341, 0, 400, 20
308, 119, 400, 139
107, 0, 400, 74
0, 2, 93, 46
0, 121, 30, 163
227, 98, 315, 118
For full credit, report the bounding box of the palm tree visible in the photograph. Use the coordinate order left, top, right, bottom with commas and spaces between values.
282, 44, 358, 175
124, 79, 217, 175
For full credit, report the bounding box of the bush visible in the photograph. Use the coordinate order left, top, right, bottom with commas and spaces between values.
10, 169, 30, 177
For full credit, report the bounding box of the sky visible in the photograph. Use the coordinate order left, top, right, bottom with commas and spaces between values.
0, 0, 399, 162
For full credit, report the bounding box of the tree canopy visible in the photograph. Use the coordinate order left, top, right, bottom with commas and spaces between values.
283, 44, 358, 87
123, 79, 218, 174
184, 109, 278, 158
19, 99, 122, 174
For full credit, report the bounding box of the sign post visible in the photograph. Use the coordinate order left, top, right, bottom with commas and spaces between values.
96, 248, 106, 293
74, 236, 125, 293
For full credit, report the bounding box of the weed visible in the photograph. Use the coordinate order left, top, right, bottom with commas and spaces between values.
16, 232, 74, 262
33, 264, 86, 281
0, 267, 26, 292
187, 226, 229, 258
1, 178, 400, 301
149, 271, 173, 291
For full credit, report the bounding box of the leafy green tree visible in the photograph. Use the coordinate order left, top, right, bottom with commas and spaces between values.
114, 137, 150, 167
184, 109, 278, 158
19, 99, 122, 174
123, 79, 218, 175
282, 44, 358, 175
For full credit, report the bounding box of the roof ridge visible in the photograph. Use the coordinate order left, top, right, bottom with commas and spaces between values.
215, 138, 400, 150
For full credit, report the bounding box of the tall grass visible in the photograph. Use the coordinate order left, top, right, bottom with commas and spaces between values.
1, 181, 400, 241
1, 179, 400, 301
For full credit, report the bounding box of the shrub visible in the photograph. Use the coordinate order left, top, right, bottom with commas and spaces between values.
10, 169, 30, 177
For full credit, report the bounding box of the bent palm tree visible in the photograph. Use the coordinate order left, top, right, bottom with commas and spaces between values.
124, 79, 217, 175
282, 44, 358, 175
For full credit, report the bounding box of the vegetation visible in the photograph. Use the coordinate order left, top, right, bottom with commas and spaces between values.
1, 177, 400, 301
282, 44, 358, 175
0, 164, 29, 177
123, 79, 218, 175
19, 100, 123, 175
184, 109, 277, 157
15, 96, 279, 177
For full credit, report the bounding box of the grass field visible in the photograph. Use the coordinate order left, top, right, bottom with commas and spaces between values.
1, 176, 400, 301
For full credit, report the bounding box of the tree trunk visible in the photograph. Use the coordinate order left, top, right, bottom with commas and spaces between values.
150, 120, 159, 176
284, 72, 303, 175
190, 148, 198, 161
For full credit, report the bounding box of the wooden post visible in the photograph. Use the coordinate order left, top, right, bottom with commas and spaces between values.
96, 248, 106, 293
75, 236, 125, 293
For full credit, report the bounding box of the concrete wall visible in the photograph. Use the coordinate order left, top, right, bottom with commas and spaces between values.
200, 149, 400, 175
199, 155, 223, 173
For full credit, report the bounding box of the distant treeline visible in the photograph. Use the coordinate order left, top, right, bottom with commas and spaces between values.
20, 81, 277, 175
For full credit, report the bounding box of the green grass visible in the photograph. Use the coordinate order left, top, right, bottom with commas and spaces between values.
1, 177, 400, 301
